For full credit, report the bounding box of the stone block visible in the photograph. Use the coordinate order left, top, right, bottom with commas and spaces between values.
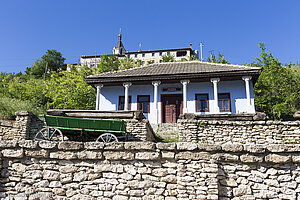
103, 151, 134, 160
77, 150, 102, 160
266, 144, 287, 152
104, 142, 124, 150
177, 142, 198, 150
18, 140, 38, 148
175, 152, 210, 160
84, 142, 104, 150
59, 165, 78, 173
0, 140, 17, 148
39, 141, 58, 149
240, 154, 263, 163
222, 143, 243, 152
43, 170, 60, 181
220, 178, 238, 187
162, 151, 175, 159
50, 151, 77, 160
265, 154, 291, 163
212, 153, 239, 162
58, 141, 83, 150
25, 149, 49, 158
135, 152, 160, 160
124, 142, 155, 150
244, 145, 265, 153
2, 148, 23, 158
156, 143, 176, 150
198, 144, 221, 151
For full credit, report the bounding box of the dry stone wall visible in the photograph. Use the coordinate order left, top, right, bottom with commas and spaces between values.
0, 111, 44, 141
178, 119, 300, 144
1, 141, 300, 199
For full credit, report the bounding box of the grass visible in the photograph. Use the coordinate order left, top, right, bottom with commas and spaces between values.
0, 96, 45, 120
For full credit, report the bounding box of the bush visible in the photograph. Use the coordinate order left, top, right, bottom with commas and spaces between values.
0, 96, 45, 120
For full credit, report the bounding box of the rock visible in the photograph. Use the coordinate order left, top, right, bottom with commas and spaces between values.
177, 142, 198, 150
175, 152, 210, 160
135, 152, 160, 160
124, 142, 155, 150
156, 143, 176, 150
293, 111, 300, 119
253, 112, 267, 121
103, 151, 134, 160
84, 142, 104, 149
222, 143, 243, 152
220, 178, 238, 187
233, 185, 251, 197
25, 149, 49, 158
50, 151, 77, 160
0, 140, 18, 148
19, 140, 38, 148
58, 141, 83, 150
77, 150, 102, 160
240, 154, 263, 163
2, 149, 23, 158
39, 141, 58, 149
265, 154, 291, 163
43, 170, 60, 181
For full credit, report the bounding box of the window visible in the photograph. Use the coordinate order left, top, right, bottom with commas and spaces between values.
195, 94, 209, 112
142, 54, 145, 57
141, 61, 145, 65
152, 53, 155, 57
167, 52, 170, 55
135, 54, 137, 58
137, 95, 150, 113
218, 93, 231, 112
176, 51, 187, 57
118, 96, 131, 110
159, 52, 162, 56
159, 60, 162, 63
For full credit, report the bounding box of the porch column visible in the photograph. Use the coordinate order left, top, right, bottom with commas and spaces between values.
152, 81, 161, 124
180, 79, 190, 114
242, 76, 252, 111
210, 78, 220, 113
123, 82, 132, 111
95, 84, 103, 110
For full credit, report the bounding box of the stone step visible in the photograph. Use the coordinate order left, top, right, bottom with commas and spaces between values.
155, 123, 179, 141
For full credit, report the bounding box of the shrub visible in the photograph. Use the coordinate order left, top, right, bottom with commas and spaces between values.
0, 96, 45, 120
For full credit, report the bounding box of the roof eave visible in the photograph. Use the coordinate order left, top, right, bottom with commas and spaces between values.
85, 69, 262, 85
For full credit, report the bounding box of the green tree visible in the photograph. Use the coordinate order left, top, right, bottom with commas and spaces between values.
96, 55, 120, 73
25, 50, 66, 78
253, 43, 299, 119
45, 65, 96, 110
207, 52, 229, 64
162, 54, 175, 62
119, 57, 136, 70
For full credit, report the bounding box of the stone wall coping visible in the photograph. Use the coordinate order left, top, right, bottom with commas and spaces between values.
2, 140, 300, 154
177, 119, 300, 126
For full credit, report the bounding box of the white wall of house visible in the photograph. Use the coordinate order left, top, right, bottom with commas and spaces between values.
98, 79, 255, 124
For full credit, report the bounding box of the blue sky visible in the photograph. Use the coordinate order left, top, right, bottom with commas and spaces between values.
0, 0, 299, 73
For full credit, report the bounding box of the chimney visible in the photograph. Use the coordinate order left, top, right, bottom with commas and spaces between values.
190, 43, 192, 49
148, 49, 151, 51
127, 50, 129, 53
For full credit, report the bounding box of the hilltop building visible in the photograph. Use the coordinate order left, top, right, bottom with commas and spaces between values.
80, 32, 199, 67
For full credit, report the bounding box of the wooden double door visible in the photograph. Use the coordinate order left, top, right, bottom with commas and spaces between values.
161, 94, 183, 123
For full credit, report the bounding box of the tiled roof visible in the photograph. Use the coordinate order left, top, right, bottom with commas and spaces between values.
86, 61, 261, 79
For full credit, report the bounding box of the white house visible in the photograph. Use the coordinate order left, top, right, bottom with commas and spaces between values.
80, 32, 199, 67
85, 61, 262, 124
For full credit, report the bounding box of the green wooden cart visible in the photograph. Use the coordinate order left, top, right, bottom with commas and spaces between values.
34, 115, 127, 142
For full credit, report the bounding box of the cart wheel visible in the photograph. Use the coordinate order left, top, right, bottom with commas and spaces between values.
96, 133, 118, 143
34, 127, 64, 141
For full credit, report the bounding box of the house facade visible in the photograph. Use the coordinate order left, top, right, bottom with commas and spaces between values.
85, 61, 262, 124
80, 32, 199, 67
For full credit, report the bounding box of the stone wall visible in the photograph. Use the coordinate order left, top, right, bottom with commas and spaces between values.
0, 111, 44, 141
1, 140, 300, 199
178, 119, 300, 144
0, 110, 155, 142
